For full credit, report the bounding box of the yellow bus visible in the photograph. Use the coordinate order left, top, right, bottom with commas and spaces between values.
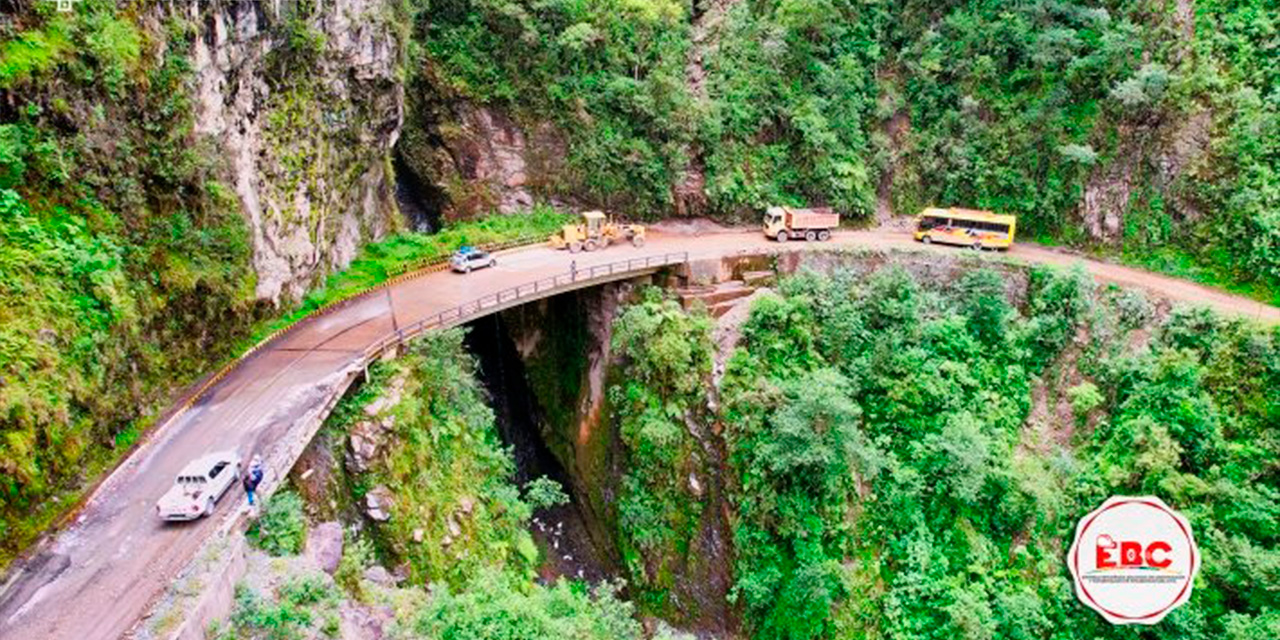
913, 207, 1017, 250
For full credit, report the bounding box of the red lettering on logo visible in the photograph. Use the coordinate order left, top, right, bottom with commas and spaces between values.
1094, 536, 1175, 570
1146, 541, 1172, 569
1096, 535, 1117, 569
1120, 541, 1142, 567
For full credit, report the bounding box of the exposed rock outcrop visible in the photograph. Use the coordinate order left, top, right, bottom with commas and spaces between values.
399, 97, 568, 219
187, 0, 405, 303
1078, 111, 1212, 243
346, 371, 407, 473
365, 485, 394, 522
305, 521, 345, 575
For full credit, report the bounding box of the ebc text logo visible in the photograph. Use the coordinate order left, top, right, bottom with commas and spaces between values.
1067, 496, 1199, 625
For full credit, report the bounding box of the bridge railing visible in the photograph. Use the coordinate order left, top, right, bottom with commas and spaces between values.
362, 251, 689, 359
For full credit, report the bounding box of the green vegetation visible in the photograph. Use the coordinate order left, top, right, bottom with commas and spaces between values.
212, 575, 342, 640
222, 328, 651, 638
247, 206, 569, 344
522, 476, 570, 511
606, 289, 715, 612
413, 0, 694, 214
415, 0, 1280, 294
712, 264, 1280, 639
0, 3, 566, 567
412, 572, 645, 639
5, 1, 1280, 637
225, 260, 1278, 639
358, 329, 540, 586
0, 5, 261, 565
250, 491, 308, 557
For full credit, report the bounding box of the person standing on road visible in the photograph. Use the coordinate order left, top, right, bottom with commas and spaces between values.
243, 455, 264, 507
570, 260, 577, 281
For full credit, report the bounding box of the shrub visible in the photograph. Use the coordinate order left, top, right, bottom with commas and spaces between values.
251, 491, 307, 556
414, 572, 643, 640
1067, 381, 1104, 418
334, 534, 375, 596
0, 22, 72, 87
523, 476, 570, 511
228, 585, 312, 640
279, 574, 337, 607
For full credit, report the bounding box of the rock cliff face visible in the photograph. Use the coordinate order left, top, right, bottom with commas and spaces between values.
497, 287, 624, 561
187, 0, 405, 303
398, 95, 569, 221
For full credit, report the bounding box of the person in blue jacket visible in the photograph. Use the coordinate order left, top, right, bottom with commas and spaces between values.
243, 455, 264, 506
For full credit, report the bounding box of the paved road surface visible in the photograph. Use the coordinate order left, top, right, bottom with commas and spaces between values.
1, 229, 1276, 640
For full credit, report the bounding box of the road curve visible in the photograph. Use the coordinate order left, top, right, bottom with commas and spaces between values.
1, 228, 1276, 640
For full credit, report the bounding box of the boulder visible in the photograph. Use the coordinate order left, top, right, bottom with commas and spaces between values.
306, 521, 344, 574
363, 565, 396, 587
365, 486, 394, 522
347, 419, 387, 473
340, 601, 393, 640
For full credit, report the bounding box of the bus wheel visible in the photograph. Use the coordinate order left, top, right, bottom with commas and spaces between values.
921, 235, 931, 244
776, 231, 788, 242
972, 241, 983, 251
818, 229, 831, 241
805, 230, 817, 242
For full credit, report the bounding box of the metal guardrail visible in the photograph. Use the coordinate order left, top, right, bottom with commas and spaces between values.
170, 235, 550, 404
361, 251, 690, 360
39, 246, 684, 551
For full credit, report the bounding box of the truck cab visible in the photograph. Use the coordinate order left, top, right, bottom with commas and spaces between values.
763, 207, 786, 238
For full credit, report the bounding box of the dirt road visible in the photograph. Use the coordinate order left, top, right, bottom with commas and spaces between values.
0, 229, 1275, 640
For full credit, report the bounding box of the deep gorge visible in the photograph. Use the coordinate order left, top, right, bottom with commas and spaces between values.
252, 251, 1280, 639
2, 1, 1279, 638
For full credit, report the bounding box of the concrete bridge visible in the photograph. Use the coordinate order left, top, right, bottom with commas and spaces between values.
1, 228, 1276, 640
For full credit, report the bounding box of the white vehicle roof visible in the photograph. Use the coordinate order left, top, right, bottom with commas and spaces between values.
177, 451, 237, 478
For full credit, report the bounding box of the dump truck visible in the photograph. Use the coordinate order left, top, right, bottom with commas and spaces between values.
763, 206, 839, 242
548, 210, 646, 253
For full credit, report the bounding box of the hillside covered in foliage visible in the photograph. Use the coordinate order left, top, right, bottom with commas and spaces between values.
412, 0, 1279, 296
714, 265, 1278, 639
2, 2, 1278, 636
242, 258, 1279, 640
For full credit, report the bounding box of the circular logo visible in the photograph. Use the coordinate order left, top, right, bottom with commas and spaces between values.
1067, 496, 1198, 625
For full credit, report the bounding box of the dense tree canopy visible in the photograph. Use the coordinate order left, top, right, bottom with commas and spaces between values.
717, 264, 1280, 639
416, 0, 1280, 296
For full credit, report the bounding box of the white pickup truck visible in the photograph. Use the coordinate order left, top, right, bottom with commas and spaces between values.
156, 451, 242, 521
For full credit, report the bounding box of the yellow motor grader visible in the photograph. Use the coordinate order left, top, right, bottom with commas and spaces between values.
548, 210, 646, 253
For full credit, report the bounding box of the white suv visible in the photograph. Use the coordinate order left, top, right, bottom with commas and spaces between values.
450, 247, 496, 273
